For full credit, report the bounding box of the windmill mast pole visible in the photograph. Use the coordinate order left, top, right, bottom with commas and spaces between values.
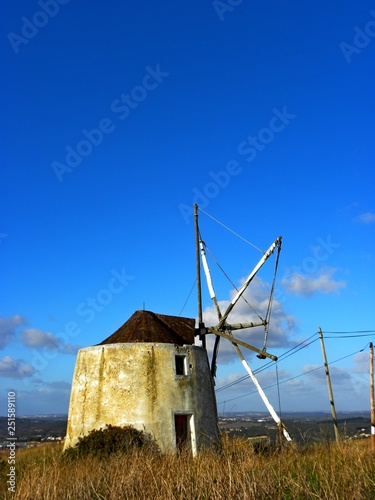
194, 204, 205, 348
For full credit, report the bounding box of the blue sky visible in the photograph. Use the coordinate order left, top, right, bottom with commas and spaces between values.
1, 1, 374, 417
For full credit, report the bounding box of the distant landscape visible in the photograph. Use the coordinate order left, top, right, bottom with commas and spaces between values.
0, 411, 372, 446
1, 414, 374, 499
218, 410, 372, 444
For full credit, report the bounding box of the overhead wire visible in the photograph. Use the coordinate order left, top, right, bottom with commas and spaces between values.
198, 207, 265, 254
322, 329, 375, 340
199, 220, 282, 350
217, 345, 366, 406
215, 333, 320, 393
218, 332, 373, 395
276, 361, 282, 420
178, 278, 196, 317
217, 363, 326, 405
215, 331, 373, 395
179, 206, 264, 317
194, 208, 374, 407
322, 330, 375, 334
325, 334, 375, 339
197, 206, 284, 361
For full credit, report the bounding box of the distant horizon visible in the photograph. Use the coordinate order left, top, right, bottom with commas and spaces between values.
1, 409, 371, 419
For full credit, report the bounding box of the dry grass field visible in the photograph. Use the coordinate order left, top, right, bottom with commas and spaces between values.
1, 436, 375, 499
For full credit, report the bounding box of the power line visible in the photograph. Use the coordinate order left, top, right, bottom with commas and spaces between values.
323, 330, 375, 334
325, 334, 375, 339
276, 338, 319, 363
215, 332, 319, 393
217, 364, 323, 405
217, 346, 366, 406
216, 328, 375, 396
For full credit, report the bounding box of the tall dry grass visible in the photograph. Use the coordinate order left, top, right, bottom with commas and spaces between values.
1, 437, 375, 499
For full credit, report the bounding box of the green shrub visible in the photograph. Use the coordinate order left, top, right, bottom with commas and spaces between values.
63, 424, 158, 460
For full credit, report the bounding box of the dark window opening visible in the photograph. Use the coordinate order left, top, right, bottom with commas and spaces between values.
175, 355, 186, 375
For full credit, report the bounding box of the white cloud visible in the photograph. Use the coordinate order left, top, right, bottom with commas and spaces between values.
353, 212, 375, 224
0, 316, 80, 355
352, 351, 369, 374
303, 364, 352, 386
282, 377, 307, 393
202, 277, 298, 364
21, 328, 60, 348
20, 328, 80, 354
0, 314, 27, 349
0, 356, 37, 379
281, 268, 345, 296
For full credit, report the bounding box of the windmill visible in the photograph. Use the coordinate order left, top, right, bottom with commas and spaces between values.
193, 204, 292, 442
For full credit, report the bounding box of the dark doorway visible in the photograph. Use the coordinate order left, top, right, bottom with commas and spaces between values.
175, 414, 188, 451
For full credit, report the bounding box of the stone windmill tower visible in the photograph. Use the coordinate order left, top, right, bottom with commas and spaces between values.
65, 204, 292, 453
64, 310, 220, 455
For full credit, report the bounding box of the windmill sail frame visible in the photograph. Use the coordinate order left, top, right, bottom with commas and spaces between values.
193, 204, 292, 442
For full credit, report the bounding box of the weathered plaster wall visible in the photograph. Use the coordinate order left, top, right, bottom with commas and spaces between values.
64, 343, 219, 453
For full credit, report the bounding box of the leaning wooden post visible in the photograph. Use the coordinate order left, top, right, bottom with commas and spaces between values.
318, 327, 340, 443
370, 342, 375, 449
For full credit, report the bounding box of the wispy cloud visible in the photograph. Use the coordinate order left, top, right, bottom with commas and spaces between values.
303, 364, 352, 385
0, 315, 80, 355
0, 356, 37, 378
0, 314, 28, 349
302, 363, 364, 404
353, 212, 375, 224
281, 267, 345, 296
20, 328, 80, 354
